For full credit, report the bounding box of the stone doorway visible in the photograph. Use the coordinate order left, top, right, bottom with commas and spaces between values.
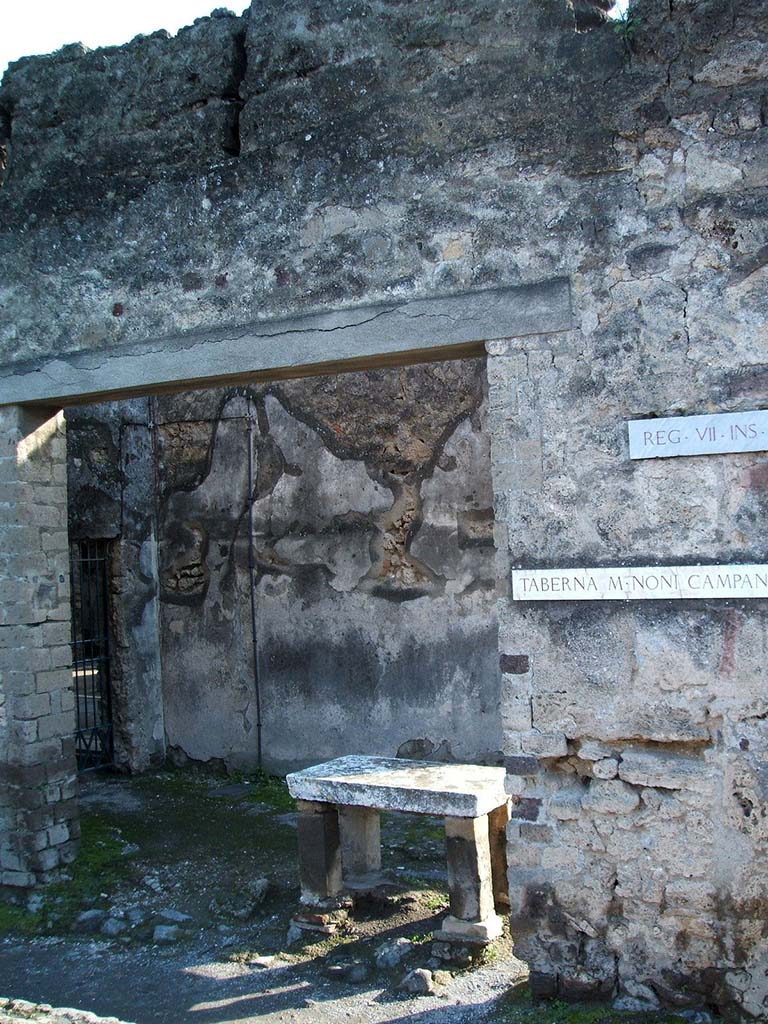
64, 356, 502, 776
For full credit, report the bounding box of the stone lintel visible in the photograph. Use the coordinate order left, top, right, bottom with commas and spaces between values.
0, 279, 573, 408
287, 755, 508, 818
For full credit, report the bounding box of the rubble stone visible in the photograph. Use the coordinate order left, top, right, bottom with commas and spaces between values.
399, 968, 435, 995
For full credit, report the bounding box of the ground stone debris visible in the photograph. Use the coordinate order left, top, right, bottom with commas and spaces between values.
156, 909, 191, 924
399, 968, 435, 995
0, 1000, 134, 1024
375, 936, 414, 968
99, 919, 127, 939
72, 911, 107, 935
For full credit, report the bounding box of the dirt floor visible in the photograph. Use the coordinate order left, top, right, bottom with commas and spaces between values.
0, 770, 704, 1024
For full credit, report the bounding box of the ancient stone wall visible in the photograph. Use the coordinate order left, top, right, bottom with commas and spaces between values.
0, 409, 78, 886
480, 5, 768, 1014
65, 399, 165, 772
1, 0, 767, 1015
66, 358, 501, 772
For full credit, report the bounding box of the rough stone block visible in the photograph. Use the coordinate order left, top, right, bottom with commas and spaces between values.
0, 624, 43, 650
435, 913, 503, 943
59, 688, 75, 713
0, 604, 51, 629
15, 738, 63, 767
12, 692, 51, 720
37, 712, 75, 741
500, 654, 530, 674
57, 839, 80, 864
337, 805, 381, 880
3, 671, 36, 697
1, 869, 36, 887
0, 848, 23, 871
7, 787, 43, 811
502, 693, 534, 732
445, 814, 496, 923
47, 822, 70, 846
0, 763, 46, 789
11, 719, 38, 744
581, 780, 640, 815
664, 879, 716, 910
32, 847, 62, 872
577, 740, 617, 761
59, 775, 79, 801
35, 668, 73, 693
618, 750, 710, 792
521, 731, 568, 758
549, 788, 584, 821
510, 797, 542, 821
20, 807, 56, 832
41, 622, 72, 647
529, 970, 559, 999
519, 823, 554, 844
41, 531, 69, 553
26, 505, 66, 528
31, 831, 49, 852
504, 755, 540, 776
52, 798, 79, 824
592, 758, 619, 780
296, 802, 342, 903
3, 647, 55, 673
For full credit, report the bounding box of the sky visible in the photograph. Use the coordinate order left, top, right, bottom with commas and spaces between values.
1, 1, 251, 78
1, 0, 630, 80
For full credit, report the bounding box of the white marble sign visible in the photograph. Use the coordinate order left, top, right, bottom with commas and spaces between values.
628, 409, 768, 460
511, 565, 768, 601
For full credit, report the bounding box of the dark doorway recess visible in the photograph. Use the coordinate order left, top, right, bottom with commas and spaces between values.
69, 539, 115, 771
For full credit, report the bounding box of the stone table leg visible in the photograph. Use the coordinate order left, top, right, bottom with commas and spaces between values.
338, 805, 382, 889
437, 814, 503, 943
296, 799, 342, 904
488, 800, 511, 913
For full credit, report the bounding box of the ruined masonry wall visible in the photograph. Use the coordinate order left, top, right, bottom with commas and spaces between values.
0, 409, 78, 885
0, 0, 767, 1017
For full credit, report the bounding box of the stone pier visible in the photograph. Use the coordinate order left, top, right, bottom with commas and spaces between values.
0, 407, 78, 887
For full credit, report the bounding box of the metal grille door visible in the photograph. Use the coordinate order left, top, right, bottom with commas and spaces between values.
69, 539, 114, 771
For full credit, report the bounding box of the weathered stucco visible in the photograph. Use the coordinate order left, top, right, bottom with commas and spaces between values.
1, 0, 768, 1016
66, 359, 501, 773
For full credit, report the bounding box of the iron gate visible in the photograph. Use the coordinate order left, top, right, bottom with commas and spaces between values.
69, 539, 115, 770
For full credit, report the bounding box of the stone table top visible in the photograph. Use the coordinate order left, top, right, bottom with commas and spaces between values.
286, 755, 508, 818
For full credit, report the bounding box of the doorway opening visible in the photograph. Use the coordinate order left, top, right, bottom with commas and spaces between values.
69, 538, 115, 771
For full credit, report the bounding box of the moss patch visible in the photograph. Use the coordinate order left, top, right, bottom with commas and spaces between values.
0, 899, 42, 936
493, 987, 692, 1024
0, 815, 133, 937
243, 770, 296, 812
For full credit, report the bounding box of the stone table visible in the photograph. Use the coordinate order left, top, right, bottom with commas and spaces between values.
286, 755, 510, 942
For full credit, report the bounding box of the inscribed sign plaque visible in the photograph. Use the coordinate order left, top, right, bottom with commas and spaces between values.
628, 409, 768, 460
511, 565, 768, 601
